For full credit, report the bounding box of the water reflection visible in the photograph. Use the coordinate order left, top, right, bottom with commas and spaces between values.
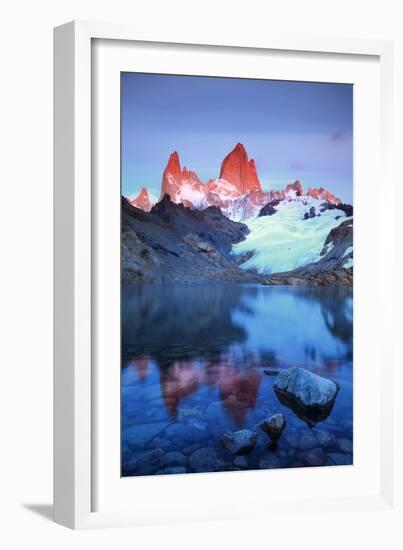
122, 284, 353, 475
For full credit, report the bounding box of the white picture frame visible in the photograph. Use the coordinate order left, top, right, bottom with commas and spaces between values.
54, 20, 399, 531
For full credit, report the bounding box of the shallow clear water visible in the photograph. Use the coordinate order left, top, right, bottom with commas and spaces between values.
121, 284, 353, 476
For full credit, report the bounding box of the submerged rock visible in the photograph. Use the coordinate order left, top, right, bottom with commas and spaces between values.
164, 421, 208, 443
259, 414, 286, 441
147, 436, 173, 451
316, 430, 337, 449
337, 438, 353, 454
259, 454, 282, 469
298, 433, 317, 451
221, 429, 258, 455
328, 452, 353, 466
298, 447, 327, 467
123, 449, 164, 476
123, 422, 170, 449
188, 447, 219, 472
233, 456, 249, 469
162, 451, 187, 467
157, 466, 188, 475
274, 367, 338, 426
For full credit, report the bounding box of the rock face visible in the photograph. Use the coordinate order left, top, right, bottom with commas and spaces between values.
274, 367, 339, 426
219, 143, 262, 194
307, 187, 341, 205
319, 219, 353, 270
221, 429, 258, 455
259, 414, 286, 441
121, 196, 264, 283
303, 206, 316, 220
319, 201, 353, 217
285, 180, 303, 197
158, 144, 269, 220
259, 199, 280, 217
161, 151, 205, 207
130, 187, 152, 212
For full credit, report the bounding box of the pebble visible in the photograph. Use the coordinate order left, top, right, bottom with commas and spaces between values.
329, 453, 353, 466
259, 455, 282, 469
316, 430, 337, 449
298, 447, 326, 467
147, 437, 173, 451
162, 451, 187, 467
157, 466, 187, 475
337, 438, 353, 454
123, 449, 164, 475
298, 433, 317, 451
233, 456, 248, 469
189, 448, 219, 472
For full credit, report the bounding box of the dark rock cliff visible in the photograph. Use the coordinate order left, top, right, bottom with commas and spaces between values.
121, 195, 263, 284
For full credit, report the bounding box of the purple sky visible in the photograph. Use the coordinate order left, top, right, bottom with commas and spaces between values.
122, 73, 353, 204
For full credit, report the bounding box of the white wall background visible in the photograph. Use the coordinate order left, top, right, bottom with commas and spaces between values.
0, 0, 401, 548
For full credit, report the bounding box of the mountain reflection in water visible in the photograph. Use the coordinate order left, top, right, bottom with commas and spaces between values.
122, 284, 353, 476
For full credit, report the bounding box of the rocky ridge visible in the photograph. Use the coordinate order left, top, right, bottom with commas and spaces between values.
121, 195, 263, 284
130, 143, 343, 221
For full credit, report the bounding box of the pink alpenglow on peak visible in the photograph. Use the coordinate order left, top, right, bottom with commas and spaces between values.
161, 151, 205, 208
153, 144, 346, 220
219, 143, 262, 194
307, 187, 341, 206
130, 187, 152, 212
285, 180, 303, 197
158, 144, 268, 219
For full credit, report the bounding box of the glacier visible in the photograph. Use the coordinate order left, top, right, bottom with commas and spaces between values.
233, 197, 349, 274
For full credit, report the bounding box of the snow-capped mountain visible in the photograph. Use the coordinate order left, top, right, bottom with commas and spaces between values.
160, 143, 271, 219
124, 143, 352, 279
233, 195, 352, 274
130, 143, 342, 221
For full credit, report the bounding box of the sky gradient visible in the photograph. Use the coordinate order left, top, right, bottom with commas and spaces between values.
121, 73, 353, 204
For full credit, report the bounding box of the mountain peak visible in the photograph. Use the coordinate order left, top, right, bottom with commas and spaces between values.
307, 186, 341, 205
165, 151, 181, 177
285, 180, 303, 197
130, 186, 152, 212
154, 145, 345, 220
161, 151, 183, 200
219, 143, 262, 194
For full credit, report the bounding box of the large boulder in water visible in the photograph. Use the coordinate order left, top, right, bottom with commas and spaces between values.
274, 367, 339, 427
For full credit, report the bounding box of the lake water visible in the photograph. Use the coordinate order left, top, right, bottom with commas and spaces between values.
121, 284, 353, 476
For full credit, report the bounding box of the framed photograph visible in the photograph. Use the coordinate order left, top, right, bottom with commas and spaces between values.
54, 21, 398, 530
